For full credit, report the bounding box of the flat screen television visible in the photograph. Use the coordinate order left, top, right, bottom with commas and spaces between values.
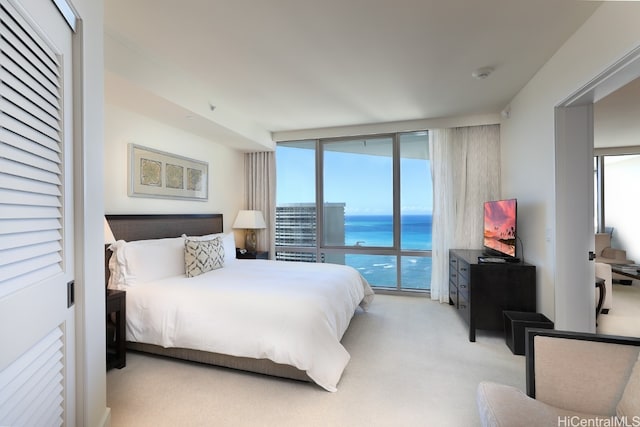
483, 198, 517, 258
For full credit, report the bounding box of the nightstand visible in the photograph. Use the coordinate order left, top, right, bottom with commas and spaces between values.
236, 249, 269, 259
106, 289, 126, 370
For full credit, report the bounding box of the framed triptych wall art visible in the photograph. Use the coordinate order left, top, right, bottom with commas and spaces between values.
128, 144, 208, 201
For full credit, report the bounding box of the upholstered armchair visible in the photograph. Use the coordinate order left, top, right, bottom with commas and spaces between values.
596, 233, 634, 265
477, 329, 640, 426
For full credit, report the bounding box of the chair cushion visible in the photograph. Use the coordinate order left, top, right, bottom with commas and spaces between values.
617, 353, 640, 418
534, 336, 638, 415
476, 382, 602, 427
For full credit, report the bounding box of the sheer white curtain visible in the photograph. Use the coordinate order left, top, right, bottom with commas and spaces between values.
430, 129, 455, 303
244, 151, 276, 258
429, 124, 500, 302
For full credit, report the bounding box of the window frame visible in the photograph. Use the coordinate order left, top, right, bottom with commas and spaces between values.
275, 131, 432, 293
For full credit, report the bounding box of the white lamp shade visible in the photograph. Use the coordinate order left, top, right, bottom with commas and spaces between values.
104, 217, 116, 244
232, 210, 266, 229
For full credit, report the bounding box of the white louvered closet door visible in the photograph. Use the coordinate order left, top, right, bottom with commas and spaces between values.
0, 0, 76, 425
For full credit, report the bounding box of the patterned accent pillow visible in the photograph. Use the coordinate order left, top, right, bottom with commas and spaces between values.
184, 236, 225, 277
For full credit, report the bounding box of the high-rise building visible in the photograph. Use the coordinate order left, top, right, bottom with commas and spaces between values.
275, 203, 345, 263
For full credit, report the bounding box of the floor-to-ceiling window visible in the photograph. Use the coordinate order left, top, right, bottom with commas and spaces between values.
594, 151, 640, 261
275, 131, 432, 292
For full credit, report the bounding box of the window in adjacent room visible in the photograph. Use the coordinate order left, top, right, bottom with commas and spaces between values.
275, 131, 432, 292
594, 152, 640, 262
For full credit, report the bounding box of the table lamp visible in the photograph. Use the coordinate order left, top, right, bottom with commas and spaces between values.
232, 210, 266, 252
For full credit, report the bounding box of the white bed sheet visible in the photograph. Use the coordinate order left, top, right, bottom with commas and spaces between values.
125, 259, 375, 392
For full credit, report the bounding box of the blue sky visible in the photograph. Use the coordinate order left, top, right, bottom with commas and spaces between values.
276, 145, 433, 215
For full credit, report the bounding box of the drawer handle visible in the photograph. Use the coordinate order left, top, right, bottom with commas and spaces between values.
460, 284, 467, 289
460, 267, 467, 273
460, 304, 466, 309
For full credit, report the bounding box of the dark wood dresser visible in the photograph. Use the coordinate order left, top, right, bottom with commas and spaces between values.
449, 249, 536, 342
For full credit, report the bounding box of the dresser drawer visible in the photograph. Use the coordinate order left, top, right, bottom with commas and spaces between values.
449, 263, 458, 284
449, 280, 458, 306
457, 273, 469, 300
457, 259, 470, 281
449, 257, 458, 285
458, 293, 470, 324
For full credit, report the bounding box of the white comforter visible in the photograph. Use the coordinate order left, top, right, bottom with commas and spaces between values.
125, 259, 375, 392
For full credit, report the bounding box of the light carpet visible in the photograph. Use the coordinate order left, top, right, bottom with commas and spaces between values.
107, 294, 525, 427
597, 280, 640, 337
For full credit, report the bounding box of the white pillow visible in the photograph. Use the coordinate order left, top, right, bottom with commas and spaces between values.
221, 233, 237, 264
107, 240, 126, 290
109, 237, 185, 287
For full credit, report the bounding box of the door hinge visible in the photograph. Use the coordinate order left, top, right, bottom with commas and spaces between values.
67, 280, 75, 307
589, 251, 596, 261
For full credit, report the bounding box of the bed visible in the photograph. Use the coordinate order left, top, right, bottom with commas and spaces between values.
105, 214, 374, 392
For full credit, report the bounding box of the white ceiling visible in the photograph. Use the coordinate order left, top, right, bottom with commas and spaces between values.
104, 0, 602, 150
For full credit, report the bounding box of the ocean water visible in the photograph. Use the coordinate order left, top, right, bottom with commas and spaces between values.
344, 215, 432, 290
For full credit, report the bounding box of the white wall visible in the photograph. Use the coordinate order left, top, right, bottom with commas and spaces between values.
595, 78, 640, 148
104, 104, 246, 233
501, 2, 640, 324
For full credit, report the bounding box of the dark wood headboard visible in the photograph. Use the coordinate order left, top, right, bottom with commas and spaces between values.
104, 214, 224, 287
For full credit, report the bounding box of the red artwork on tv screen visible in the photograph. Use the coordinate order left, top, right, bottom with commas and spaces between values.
483, 199, 517, 257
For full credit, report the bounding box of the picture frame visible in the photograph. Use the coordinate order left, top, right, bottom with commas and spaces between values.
128, 144, 208, 201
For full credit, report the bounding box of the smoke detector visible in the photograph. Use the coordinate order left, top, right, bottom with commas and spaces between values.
472, 67, 494, 80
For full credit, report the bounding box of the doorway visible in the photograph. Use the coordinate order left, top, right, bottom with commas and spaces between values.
555, 46, 640, 333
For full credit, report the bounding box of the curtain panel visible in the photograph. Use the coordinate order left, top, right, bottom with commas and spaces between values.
429, 125, 500, 302
244, 152, 276, 258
